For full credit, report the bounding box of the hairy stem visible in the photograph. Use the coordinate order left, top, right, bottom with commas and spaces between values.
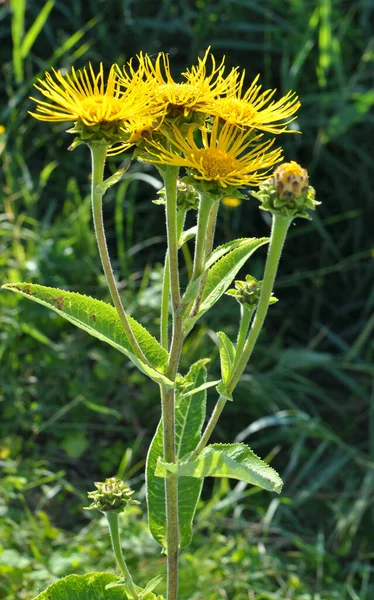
164, 166, 181, 313
161, 166, 183, 600
160, 252, 170, 350
189, 213, 292, 460
189, 199, 219, 317
106, 511, 139, 599
232, 305, 255, 372
90, 144, 149, 365
190, 193, 213, 283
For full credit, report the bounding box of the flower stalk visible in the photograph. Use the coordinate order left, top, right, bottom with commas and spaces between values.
189, 213, 292, 461
106, 511, 139, 599
90, 143, 150, 365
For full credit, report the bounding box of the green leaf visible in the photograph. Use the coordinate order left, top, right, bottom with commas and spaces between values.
96, 164, 131, 195
184, 238, 268, 333
2, 283, 172, 387
179, 226, 196, 248
205, 237, 256, 270
216, 332, 235, 384
32, 572, 129, 600
156, 443, 283, 494
146, 359, 209, 548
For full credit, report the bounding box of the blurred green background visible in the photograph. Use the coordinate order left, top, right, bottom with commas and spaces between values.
0, 0, 373, 598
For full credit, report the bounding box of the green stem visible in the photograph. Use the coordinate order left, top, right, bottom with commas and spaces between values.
90, 144, 149, 365
161, 166, 183, 600
228, 214, 291, 390
189, 199, 219, 318
160, 252, 170, 350
232, 305, 255, 372
190, 193, 213, 283
189, 213, 292, 460
106, 511, 139, 599
160, 383, 179, 600
164, 166, 181, 313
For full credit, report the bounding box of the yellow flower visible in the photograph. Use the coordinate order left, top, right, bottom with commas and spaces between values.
0, 124, 5, 135
29, 63, 164, 154
222, 196, 242, 207
30, 63, 147, 124
145, 117, 283, 189
121, 115, 161, 144
118, 49, 238, 118
206, 73, 300, 134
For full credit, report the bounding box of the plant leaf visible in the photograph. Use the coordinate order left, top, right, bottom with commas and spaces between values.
216, 331, 236, 384
32, 572, 130, 600
96, 164, 131, 195
2, 283, 172, 387
204, 237, 257, 270
146, 359, 209, 548
156, 442, 283, 494
179, 226, 196, 248
184, 238, 268, 333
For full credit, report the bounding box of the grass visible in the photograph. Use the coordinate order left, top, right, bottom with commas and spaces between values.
1, 0, 373, 598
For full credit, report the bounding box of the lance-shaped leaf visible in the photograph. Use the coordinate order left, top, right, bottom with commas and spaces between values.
156, 443, 283, 494
184, 238, 268, 334
146, 359, 209, 549
32, 573, 164, 600
216, 331, 236, 384
2, 283, 172, 387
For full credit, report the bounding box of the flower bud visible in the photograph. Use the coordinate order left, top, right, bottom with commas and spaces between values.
251, 161, 319, 220
274, 161, 308, 200
85, 477, 139, 513
226, 275, 277, 307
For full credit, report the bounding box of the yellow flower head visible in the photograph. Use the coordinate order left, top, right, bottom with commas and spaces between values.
145, 117, 283, 189
30, 63, 147, 125
29, 63, 163, 154
206, 72, 300, 134
121, 115, 161, 145
118, 49, 238, 118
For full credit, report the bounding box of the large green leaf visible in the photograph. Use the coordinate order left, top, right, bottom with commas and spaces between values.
156, 443, 283, 494
146, 359, 209, 549
32, 573, 163, 600
2, 283, 172, 387
184, 238, 268, 333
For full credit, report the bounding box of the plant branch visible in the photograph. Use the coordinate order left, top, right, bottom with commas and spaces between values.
106, 511, 139, 599
90, 144, 149, 365
189, 213, 292, 460
189, 199, 219, 318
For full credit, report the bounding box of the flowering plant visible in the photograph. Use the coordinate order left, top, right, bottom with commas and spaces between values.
2, 49, 318, 600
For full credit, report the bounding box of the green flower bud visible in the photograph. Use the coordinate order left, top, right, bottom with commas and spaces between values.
85, 477, 139, 514
226, 275, 278, 307
252, 161, 319, 220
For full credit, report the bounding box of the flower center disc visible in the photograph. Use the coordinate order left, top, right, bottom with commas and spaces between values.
196, 148, 238, 179
216, 98, 255, 121
80, 96, 123, 121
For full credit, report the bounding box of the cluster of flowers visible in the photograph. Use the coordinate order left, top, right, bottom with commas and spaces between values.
30, 49, 300, 191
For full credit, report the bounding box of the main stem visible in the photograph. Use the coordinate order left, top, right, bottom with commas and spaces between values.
189, 213, 292, 461
106, 511, 139, 599
162, 166, 183, 600
90, 144, 149, 365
